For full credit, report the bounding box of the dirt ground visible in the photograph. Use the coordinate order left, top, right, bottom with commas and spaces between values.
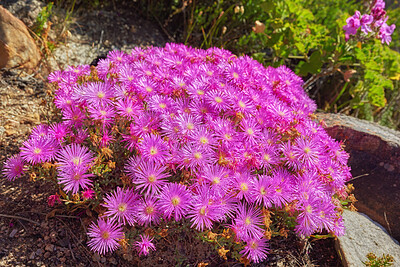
0, 1, 343, 266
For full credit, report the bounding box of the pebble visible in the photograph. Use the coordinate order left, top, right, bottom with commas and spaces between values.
35, 249, 43, 256
9, 229, 18, 238
29, 252, 35, 260
44, 252, 50, 259
60, 257, 66, 263
45, 244, 54, 252
109, 257, 117, 265
92, 253, 100, 262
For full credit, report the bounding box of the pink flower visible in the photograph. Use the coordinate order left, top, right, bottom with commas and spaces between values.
102, 187, 139, 226
48, 194, 61, 207
157, 183, 192, 221
135, 234, 156, 256
82, 188, 95, 200
343, 11, 361, 38
87, 217, 124, 255
2, 154, 27, 181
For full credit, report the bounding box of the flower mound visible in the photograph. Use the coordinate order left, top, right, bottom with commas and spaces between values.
3, 44, 353, 262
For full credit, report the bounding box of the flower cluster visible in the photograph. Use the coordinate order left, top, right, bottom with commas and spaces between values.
343, 0, 396, 45
2, 43, 352, 263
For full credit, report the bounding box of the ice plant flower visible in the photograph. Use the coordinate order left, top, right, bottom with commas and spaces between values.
87, 217, 124, 255
3, 43, 355, 263
135, 234, 156, 256
2, 154, 27, 181
102, 187, 139, 226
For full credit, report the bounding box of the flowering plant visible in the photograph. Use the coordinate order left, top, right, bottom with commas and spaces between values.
343, 0, 396, 44
3, 43, 353, 263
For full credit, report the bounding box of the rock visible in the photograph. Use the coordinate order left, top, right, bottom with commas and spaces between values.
9, 229, 18, 238
44, 244, 54, 252
318, 112, 400, 242
29, 252, 35, 260
43, 251, 50, 259
0, 5, 41, 71
336, 210, 400, 267
2, 0, 45, 28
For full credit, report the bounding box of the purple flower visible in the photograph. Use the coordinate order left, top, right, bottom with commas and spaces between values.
137, 196, 162, 226
58, 168, 94, 194
87, 217, 124, 255
2, 154, 27, 181
359, 14, 373, 34
234, 203, 264, 241
20, 137, 58, 164
135, 234, 156, 256
379, 23, 396, 45
187, 185, 219, 231
138, 134, 170, 164
240, 237, 269, 263
56, 143, 94, 172
132, 161, 169, 195
102, 187, 139, 226
157, 183, 192, 221
343, 11, 361, 38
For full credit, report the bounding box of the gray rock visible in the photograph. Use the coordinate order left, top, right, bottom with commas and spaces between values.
317, 112, 400, 242
336, 210, 400, 267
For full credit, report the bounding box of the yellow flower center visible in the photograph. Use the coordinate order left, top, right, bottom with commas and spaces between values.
306, 205, 312, 213
214, 96, 223, 103
197, 90, 204, 96
238, 101, 246, 108
126, 107, 133, 113
186, 123, 194, 130
146, 86, 153, 92
245, 217, 251, 225
149, 146, 158, 156
145, 70, 152, 76
34, 148, 42, 155
171, 196, 180, 206
72, 157, 81, 166
263, 154, 270, 162
159, 103, 167, 109
118, 203, 127, 212
194, 152, 202, 160
260, 186, 266, 195
224, 134, 232, 141
247, 128, 254, 135
233, 72, 239, 79
240, 183, 248, 192
146, 206, 154, 215
199, 137, 208, 144
148, 175, 156, 183
212, 177, 220, 184
200, 206, 207, 215
101, 231, 110, 239
304, 147, 311, 154
97, 92, 105, 99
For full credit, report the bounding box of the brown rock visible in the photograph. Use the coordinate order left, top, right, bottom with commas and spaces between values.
0, 6, 41, 71
317, 112, 400, 242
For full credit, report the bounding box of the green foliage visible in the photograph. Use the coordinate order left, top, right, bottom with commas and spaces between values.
363, 252, 394, 267
34, 2, 54, 36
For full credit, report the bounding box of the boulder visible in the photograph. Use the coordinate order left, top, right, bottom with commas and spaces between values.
317, 112, 400, 242
0, 5, 41, 71
336, 210, 400, 267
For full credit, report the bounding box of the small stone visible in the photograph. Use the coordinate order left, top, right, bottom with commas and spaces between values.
123, 253, 133, 261
29, 252, 35, 260
92, 253, 100, 262
5, 129, 17, 136
36, 249, 43, 256
60, 257, 66, 263
44, 252, 50, 258
100, 257, 106, 263
9, 229, 18, 238
109, 257, 117, 265
45, 244, 54, 252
